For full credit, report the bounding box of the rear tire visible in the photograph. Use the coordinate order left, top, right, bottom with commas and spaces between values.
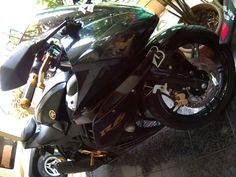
145, 25, 235, 130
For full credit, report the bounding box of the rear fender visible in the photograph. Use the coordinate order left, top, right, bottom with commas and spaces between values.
143, 24, 187, 69
146, 23, 187, 50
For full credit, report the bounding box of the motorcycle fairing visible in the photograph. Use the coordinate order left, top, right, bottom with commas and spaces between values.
92, 24, 195, 148
93, 48, 155, 148
62, 6, 158, 110
220, 0, 236, 44
72, 59, 129, 110
93, 91, 139, 148
22, 118, 83, 148
35, 72, 70, 125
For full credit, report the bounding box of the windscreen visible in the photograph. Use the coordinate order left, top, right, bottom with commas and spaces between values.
21, 4, 154, 42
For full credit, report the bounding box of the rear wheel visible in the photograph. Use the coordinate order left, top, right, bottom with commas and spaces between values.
145, 26, 235, 130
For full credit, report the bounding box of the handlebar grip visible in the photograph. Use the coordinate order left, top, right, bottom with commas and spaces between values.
20, 73, 38, 109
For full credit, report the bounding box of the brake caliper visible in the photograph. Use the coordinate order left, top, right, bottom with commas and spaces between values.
174, 92, 188, 106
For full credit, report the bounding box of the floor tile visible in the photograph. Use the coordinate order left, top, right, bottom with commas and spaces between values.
109, 166, 123, 177
120, 165, 137, 177
148, 171, 162, 177
112, 127, 192, 176
220, 145, 236, 176
182, 160, 200, 177
189, 113, 235, 157
182, 145, 236, 177
90, 165, 111, 177
215, 113, 236, 149
226, 93, 236, 136
116, 136, 162, 175
155, 128, 192, 170
137, 164, 162, 177
162, 166, 184, 177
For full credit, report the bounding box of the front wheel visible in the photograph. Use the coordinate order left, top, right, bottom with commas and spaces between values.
30, 148, 67, 177
37, 154, 67, 177
145, 25, 235, 130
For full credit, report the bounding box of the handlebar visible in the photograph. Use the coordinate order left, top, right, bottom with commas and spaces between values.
20, 73, 38, 109
19, 18, 74, 109
20, 45, 61, 109
20, 58, 43, 109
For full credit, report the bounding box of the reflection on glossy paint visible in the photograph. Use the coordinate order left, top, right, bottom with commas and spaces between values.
72, 37, 95, 49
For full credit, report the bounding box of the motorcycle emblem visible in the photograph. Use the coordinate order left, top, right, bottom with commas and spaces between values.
100, 112, 126, 137
49, 110, 57, 120
150, 46, 165, 68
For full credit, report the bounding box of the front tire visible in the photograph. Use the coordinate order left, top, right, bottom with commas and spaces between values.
145, 25, 235, 130
30, 148, 67, 177
37, 154, 67, 177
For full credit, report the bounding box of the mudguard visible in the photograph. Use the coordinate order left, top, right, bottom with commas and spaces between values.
146, 23, 187, 49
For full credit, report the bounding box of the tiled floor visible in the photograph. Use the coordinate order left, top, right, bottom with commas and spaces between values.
87, 101, 236, 177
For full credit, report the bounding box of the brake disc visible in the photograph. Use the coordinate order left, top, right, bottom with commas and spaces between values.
187, 56, 221, 108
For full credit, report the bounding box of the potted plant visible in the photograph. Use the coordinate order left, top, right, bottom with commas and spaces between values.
157, 0, 223, 56
158, 0, 223, 34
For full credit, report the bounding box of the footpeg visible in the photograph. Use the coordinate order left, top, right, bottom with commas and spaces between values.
79, 149, 107, 166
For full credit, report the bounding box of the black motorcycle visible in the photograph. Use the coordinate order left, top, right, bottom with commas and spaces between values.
0, 3, 235, 177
